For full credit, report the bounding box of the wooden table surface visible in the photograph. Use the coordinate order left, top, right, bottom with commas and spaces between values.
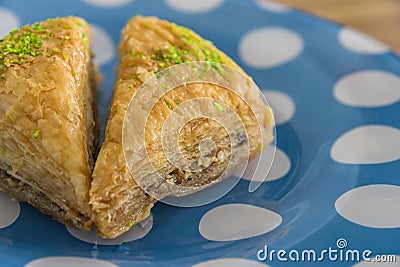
273, 0, 400, 54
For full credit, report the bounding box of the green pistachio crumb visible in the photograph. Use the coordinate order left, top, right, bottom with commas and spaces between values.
82, 101, 87, 107
82, 33, 88, 45
202, 63, 212, 73
154, 72, 162, 78
128, 84, 134, 89
33, 131, 40, 139
213, 102, 224, 111
0, 23, 51, 71
165, 101, 173, 110
30, 23, 44, 32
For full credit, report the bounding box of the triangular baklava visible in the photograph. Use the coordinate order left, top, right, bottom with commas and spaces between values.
90, 16, 274, 238
0, 17, 99, 230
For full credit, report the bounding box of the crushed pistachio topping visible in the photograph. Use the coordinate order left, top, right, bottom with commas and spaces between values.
165, 101, 173, 110
128, 222, 135, 227
0, 19, 89, 74
82, 33, 88, 46
127, 24, 225, 75
213, 102, 224, 111
0, 23, 52, 72
33, 131, 40, 139
174, 24, 224, 62
154, 72, 163, 78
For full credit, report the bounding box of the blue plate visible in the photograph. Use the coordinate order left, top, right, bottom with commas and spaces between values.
1, 0, 400, 266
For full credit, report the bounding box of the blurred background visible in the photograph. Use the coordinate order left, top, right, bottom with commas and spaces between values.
274, 0, 400, 54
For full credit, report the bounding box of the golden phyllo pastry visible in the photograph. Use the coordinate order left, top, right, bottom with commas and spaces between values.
90, 16, 274, 238
0, 17, 99, 230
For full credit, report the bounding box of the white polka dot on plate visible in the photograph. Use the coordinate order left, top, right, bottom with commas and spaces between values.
335, 184, 400, 228
0, 8, 20, 38
0, 191, 20, 229
82, 0, 133, 8
330, 125, 400, 164
165, 0, 223, 13
67, 215, 153, 245
91, 24, 115, 66
263, 90, 295, 125
193, 258, 268, 267
254, 0, 291, 13
239, 27, 304, 69
234, 145, 291, 182
333, 70, 400, 108
339, 27, 389, 55
199, 204, 282, 241
24, 257, 118, 267
353, 255, 400, 266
